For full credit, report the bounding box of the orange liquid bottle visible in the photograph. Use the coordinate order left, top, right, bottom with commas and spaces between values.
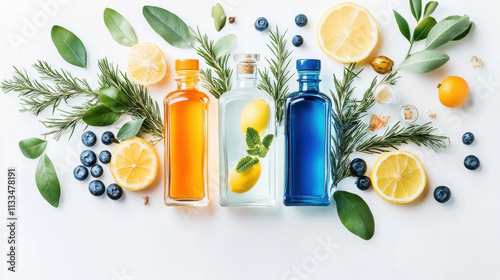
164, 59, 209, 206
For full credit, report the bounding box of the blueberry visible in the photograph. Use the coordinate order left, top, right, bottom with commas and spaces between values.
73, 165, 89, 181
89, 180, 105, 196
99, 150, 112, 164
434, 186, 451, 203
292, 35, 304, 47
254, 17, 268, 32
107, 183, 123, 200
295, 14, 308, 27
464, 155, 480, 170
462, 132, 475, 145
356, 176, 372, 191
101, 131, 115, 145
90, 164, 103, 178
80, 150, 97, 167
81, 131, 97, 147
350, 158, 367, 177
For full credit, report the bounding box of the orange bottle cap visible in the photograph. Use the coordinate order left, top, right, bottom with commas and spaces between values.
175, 59, 199, 71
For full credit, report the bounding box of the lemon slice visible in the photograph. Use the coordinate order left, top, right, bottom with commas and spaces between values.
110, 137, 159, 191
127, 42, 167, 86
317, 2, 378, 63
371, 150, 426, 203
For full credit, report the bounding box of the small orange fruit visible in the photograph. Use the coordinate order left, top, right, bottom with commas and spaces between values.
438, 76, 469, 107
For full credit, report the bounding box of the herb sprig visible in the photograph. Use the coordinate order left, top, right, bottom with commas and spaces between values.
2, 59, 164, 141
258, 27, 293, 125
393, 0, 472, 72
236, 127, 274, 173
191, 27, 233, 98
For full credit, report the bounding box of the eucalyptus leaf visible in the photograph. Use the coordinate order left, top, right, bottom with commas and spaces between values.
423, 1, 438, 18
143, 6, 192, 49
99, 86, 129, 113
82, 104, 121, 126
19, 138, 47, 159
51, 25, 87, 68
103, 8, 138, 47
410, 0, 422, 21
211, 3, 227, 32
398, 50, 449, 72
413, 17, 437, 41
393, 10, 411, 42
425, 15, 471, 50
213, 34, 237, 58
117, 118, 145, 141
453, 22, 472, 41
334, 191, 374, 240
35, 154, 61, 207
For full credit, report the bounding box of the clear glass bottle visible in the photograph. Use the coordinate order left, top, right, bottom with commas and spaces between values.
284, 59, 331, 206
219, 54, 276, 207
164, 59, 209, 206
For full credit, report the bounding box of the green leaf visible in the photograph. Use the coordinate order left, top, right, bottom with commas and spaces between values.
246, 147, 260, 156
213, 34, 236, 58
35, 154, 61, 207
258, 144, 268, 158
453, 22, 472, 41
393, 10, 411, 42
262, 134, 274, 149
413, 17, 437, 41
236, 156, 259, 173
410, 0, 422, 21
51, 25, 87, 68
423, 1, 438, 18
19, 138, 47, 159
398, 50, 449, 72
99, 86, 129, 113
245, 127, 261, 148
143, 6, 192, 49
425, 15, 471, 50
103, 8, 138, 47
82, 104, 121, 126
334, 191, 375, 240
211, 3, 227, 32
117, 118, 144, 141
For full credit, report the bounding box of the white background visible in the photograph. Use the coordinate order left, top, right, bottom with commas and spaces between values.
0, 0, 499, 279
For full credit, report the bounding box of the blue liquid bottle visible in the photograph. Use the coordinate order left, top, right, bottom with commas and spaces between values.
284, 59, 331, 206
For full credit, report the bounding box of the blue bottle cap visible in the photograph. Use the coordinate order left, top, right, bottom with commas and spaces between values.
296, 59, 321, 70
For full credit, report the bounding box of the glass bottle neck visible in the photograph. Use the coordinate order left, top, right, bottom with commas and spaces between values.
298, 70, 321, 92
236, 73, 258, 88
176, 70, 199, 90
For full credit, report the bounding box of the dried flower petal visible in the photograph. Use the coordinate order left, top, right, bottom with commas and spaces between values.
471, 56, 483, 68
404, 109, 414, 120
427, 110, 437, 119
142, 196, 149, 205
368, 114, 391, 131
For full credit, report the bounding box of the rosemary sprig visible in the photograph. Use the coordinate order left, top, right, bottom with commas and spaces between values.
356, 122, 448, 154
2, 59, 164, 141
191, 27, 233, 98
97, 59, 164, 140
258, 27, 293, 125
1, 62, 98, 115
330, 64, 445, 186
